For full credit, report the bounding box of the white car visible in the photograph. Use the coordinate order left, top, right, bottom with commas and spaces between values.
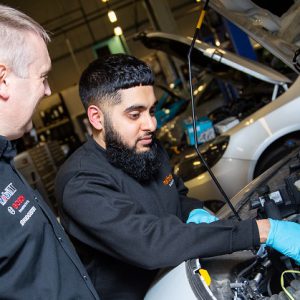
174, 0, 300, 203
176, 75, 300, 202
137, 3, 300, 204
143, 3, 300, 299
145, 146, 300, 299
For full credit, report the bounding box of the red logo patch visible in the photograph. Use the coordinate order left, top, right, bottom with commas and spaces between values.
12, 195, 25, 209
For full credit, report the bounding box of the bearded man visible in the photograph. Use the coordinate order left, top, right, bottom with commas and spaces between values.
55, 54, 300, 300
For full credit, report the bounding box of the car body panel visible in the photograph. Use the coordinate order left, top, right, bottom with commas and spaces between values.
222, 76, 300, 161
154, 83, 189, 129
145, 263, 198, 300
155, 98, 187, 129
178, 76, 300, 201
185, 157, 252, 200
137, 31, 291, 85
145, 148, 300, 300
144, 3, 300, 299
137, 27, 300, 202
208, 0, 300, 73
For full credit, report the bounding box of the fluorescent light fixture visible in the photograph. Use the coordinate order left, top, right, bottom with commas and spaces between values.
108, 10, 117, 23
114, 26, 123, 36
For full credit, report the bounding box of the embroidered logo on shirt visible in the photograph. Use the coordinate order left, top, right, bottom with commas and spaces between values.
8, 195, 30, 213
163, 173, 174, 187
20, 206, 36, 226
0, 183, 17, 206
12, 195, 25, 210
8, 206, 16, 215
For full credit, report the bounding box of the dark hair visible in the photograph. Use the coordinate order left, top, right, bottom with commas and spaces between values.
79, 54, 154, 109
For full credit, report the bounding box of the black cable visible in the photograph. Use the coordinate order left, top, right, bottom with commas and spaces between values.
187, 0, 241, 221
236, 258, 259, 279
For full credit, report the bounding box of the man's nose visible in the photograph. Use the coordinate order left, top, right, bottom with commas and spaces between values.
142, 114, 157, 132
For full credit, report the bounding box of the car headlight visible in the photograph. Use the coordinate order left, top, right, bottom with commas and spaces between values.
174, 135, 229, 181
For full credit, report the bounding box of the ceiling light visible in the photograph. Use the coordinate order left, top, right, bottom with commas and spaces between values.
108, 10, 117, 23
114, 26, 123, 36
101, 0, 108, 2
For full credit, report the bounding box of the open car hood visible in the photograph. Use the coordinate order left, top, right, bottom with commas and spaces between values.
208, 0, 300, 73
145, 147, 300, 299
136, 31, 291, 86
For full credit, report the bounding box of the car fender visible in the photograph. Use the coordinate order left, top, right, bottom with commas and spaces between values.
221, 77, 300, 163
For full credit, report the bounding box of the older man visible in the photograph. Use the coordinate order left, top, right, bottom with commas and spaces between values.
0, 4, 99, 299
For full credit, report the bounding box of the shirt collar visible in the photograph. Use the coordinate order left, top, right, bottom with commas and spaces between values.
87, 135, 106, 153
0, 135, 17, 160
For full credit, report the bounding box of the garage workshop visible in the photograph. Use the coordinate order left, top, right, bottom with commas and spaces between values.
1, 1, 300, 299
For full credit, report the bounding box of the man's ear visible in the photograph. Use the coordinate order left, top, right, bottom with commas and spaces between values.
87, 105, 104, 131
0, 64, 9, 100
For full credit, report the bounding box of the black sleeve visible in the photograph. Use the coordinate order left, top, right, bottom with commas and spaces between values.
61, 170, 260, 271
173, 173, 204, 221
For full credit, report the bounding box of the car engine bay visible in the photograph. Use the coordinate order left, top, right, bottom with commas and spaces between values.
197, 149, 300, 299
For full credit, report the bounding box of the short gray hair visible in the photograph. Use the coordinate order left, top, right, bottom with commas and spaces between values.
0, 4, 51, 77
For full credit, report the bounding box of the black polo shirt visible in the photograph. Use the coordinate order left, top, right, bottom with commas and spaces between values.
55, 136, 260, 299
0, 135, 100, 300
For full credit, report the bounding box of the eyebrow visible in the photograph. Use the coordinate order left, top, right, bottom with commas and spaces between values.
124, 101, 158, 113
41, 66, 52, 76
124, 105, 146, 113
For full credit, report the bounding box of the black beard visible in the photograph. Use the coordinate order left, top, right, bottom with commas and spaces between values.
104, 120, 162, 182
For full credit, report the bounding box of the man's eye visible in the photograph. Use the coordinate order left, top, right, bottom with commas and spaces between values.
150, 108, 156, 116
129, 112, 140, 119
41, 75, 48, 81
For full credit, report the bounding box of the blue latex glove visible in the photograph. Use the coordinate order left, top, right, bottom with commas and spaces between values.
186, 208, 219, 224
266, 218, 300, 264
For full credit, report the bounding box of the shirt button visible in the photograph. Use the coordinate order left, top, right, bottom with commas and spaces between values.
58, 237, 63, 242
83, 275, 88, 280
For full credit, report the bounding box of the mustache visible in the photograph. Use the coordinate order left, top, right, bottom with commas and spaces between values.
137, 132, 155, 141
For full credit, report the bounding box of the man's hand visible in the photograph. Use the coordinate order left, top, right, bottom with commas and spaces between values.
186, 208, 219, 224
265, 219, 300, 264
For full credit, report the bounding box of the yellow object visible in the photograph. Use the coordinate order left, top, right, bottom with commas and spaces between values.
281, 270, 300, 300
197, 10, 206, 29
199, 268, 211, 286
